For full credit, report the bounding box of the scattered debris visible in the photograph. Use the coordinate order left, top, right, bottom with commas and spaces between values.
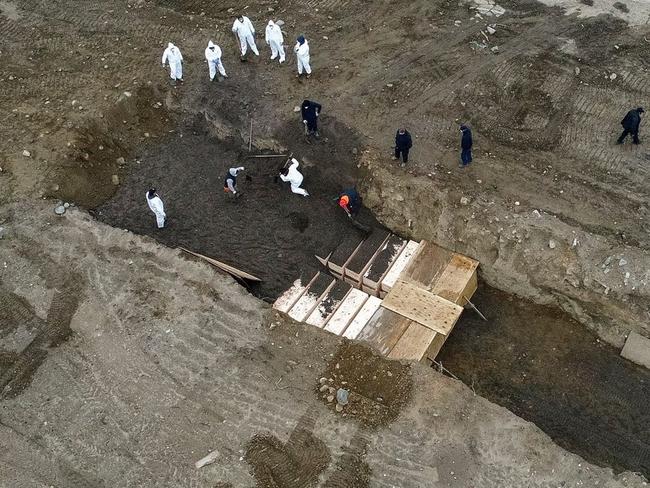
111, 174, 120, 185
54, 205, 66, 215
491, 46, 500, 53
336, 388, 349, 406
487, 25, 496, 34
549, 240, 557, 249
460, 196, 470, 205
22, 150, 31, 157
195, 449, 219, 469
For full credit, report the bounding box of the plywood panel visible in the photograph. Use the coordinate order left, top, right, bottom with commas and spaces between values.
431, 254, 479, 304
325, 289, 369, 335
381, 280, 463, 336
343, 296, 382, 340
400, 241, 453, 289
381, 240, 420, 291
388, 323, 437, 361
356, 308, 412, 355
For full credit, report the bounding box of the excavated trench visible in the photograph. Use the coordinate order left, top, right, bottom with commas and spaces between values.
91, 99, 649, 478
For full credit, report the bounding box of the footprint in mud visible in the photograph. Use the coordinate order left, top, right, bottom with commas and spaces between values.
245, 413, 371, 488
288, 211, 309, 233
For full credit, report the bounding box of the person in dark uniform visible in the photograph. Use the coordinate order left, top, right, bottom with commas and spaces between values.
301, 99, 322, 137
338, 188, 362, 217
617, 107, 644, 145
459, 124, 473, 167
393, 128, 412, 166
224, 166, 245, 197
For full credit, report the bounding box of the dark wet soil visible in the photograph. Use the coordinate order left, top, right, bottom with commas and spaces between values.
438, 285, 650, 477
96, 115, 383, 299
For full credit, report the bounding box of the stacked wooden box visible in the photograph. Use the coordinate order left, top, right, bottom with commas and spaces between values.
274, 237, 479, 362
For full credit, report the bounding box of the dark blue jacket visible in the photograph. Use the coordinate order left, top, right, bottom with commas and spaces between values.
301, 100, 321, 122
621, 109, 641, 131
395, 130, 412, 150
461, 127, 473, 150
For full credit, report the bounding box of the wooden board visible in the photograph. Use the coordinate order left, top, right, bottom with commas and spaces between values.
180, 247, 261, 281
356, 307, 413, 356
431, 255, 479, 304
343, 296, 382, 340
305, 280, 351, 328
288, 273, 335, 322
400, 241, 453, 289
324, 288, 368, 335
380, 240, 420, 292
381, 280, 463, 336
344, 230, 391, 280
388, 322, 437, 361
362, 236, 407, 292
274, 279, 308, 313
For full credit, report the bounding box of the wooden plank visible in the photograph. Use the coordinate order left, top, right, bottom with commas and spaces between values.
343, 296, 382, 340
400, 241, 453, 289
274, 278, 309, 313
380, 240, 420, 292
324, 289, 368, 335
381, 280, 463, 336
288, 273, 335, 322
327, 236, 364, 275
356, 307, 412, 356
343, 230, 391, 281
425, 332, 449, 361
430, 254, 479, 304
305, 280, 351, 328
388, 323, 437, 361
179, 247, 261, 281
362, 236, 406, 292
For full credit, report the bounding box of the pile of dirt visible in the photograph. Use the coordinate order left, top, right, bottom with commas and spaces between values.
317, 342, 413, 429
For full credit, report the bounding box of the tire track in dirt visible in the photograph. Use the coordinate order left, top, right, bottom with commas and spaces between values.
0, 274, 83, 398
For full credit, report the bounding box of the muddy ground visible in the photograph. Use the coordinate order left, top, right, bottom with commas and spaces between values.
0, 202, 648, 487
96, 115, 378, 299
439, 285, 650, 476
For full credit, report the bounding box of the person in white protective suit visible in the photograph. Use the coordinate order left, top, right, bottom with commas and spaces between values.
279, 158, 309, 197
232, 15, 259, 58
293, 35, 311, 77
265, 20, 285, 63
204, 41, 228, 81
146, 189, 166, 228
161, 42, 183, 82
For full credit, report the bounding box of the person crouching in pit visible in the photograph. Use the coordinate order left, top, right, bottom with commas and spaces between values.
224, 166, 245, 197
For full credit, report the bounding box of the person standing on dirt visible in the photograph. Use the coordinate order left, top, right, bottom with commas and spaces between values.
265, 20, 285, 63
617, 107, 644, 145
146, 189, 166, 229
232, 15, 259, 59
393, 128, 412, 166
161, 42, 183, 84
459, 124, 473, 167
205, 41, 227, 81
301, 99, 321, 137
294, 35, 311, 78
338, 188, 362, 218
279, 158, 309, 197
224, 166, 245, 197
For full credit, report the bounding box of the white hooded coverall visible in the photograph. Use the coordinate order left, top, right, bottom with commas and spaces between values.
280, 159, 309, 196
146, 193, 166, 228
205, 41, 227, 80
162, 42, 183, 80
294, 39, 311, 75
265, 21, 285, 62
232, 16, 259, 56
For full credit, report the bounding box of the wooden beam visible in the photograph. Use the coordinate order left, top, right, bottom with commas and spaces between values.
179, 247, 261, 281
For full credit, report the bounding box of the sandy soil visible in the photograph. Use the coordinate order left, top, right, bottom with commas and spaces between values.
1, 0, 650, 484
1, 201, 648, 487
